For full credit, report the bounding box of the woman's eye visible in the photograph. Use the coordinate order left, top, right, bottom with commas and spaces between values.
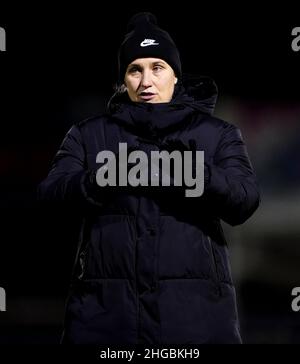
153, 65, 163, 72
128, 67, 140, 74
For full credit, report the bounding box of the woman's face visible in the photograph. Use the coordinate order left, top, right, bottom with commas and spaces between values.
124, 58, 178, 103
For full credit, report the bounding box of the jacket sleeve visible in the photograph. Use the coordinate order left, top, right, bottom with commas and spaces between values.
37, 125, 102, 208
204, 124, 260, 226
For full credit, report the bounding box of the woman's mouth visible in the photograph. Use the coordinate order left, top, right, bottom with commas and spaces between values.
138, 92, 156, 101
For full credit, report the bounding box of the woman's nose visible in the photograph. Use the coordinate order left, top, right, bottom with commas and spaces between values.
140, 71, 152, 87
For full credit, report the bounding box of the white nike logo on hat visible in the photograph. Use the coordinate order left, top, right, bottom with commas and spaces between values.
140, 39, 159, 47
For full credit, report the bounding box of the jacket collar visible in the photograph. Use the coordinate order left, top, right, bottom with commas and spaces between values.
107, 74, 218, 137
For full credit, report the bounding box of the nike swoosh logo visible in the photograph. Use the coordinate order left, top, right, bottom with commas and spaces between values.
140, 39, 159, 47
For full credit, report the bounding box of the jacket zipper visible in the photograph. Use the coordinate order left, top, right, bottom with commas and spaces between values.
74, 218, 89, 280
207, 236, 222, 297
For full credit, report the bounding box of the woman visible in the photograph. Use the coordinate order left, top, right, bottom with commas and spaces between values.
38, 12, 260, 344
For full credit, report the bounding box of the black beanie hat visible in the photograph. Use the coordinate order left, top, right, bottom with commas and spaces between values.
118, 12, 182, 83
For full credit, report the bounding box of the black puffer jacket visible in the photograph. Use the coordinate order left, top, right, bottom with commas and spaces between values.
38, 76, 260, 344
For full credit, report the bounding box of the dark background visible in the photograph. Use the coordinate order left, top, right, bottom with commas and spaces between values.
0, 3, 300, 343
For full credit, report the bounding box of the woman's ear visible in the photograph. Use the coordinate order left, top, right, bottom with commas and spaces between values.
174, 77, 178, 85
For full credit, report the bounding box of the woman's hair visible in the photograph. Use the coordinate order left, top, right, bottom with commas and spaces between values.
106, 83, 130, 113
